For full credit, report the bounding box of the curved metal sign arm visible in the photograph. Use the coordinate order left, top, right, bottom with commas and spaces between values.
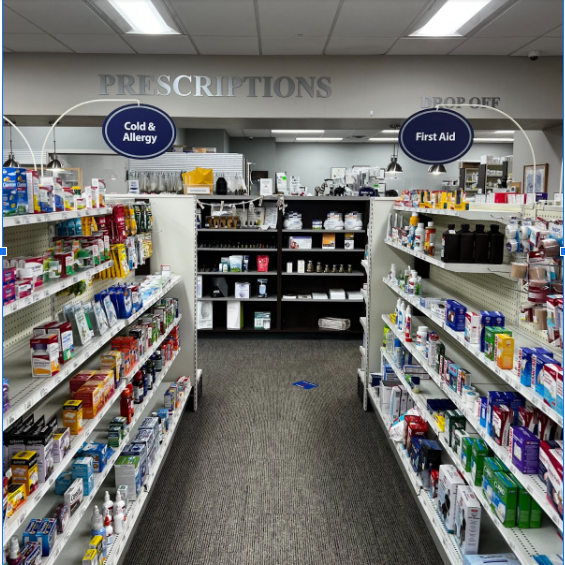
2, 116, 37, 171
40, 99, 141, 176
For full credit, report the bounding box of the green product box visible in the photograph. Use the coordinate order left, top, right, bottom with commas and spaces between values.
506, 474, 531, 529
484, 327, 512, 361
471, 439, 490, 486
492, 471, 518, 527
453, 429, 468, 459
446, 410, 466, 447
461, 437, 476, 473
482, 457, 504, 507
529, 498, 542, 529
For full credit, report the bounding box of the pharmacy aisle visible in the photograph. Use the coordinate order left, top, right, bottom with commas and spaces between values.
122, 338, 441, 565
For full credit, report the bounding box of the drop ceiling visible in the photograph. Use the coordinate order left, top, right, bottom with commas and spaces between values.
2, 0, 563, 56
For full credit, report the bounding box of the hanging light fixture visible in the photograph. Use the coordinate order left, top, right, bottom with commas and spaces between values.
386, 140, 403, 174
3, 124, 19, 168
428, 163, 447, 175
46, 125, 63, 172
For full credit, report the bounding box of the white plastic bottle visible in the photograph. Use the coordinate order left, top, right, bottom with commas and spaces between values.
91, 506, 107, 558
394, 298, 401, 324
113, 505, 124, 535
414, 223, 425, 251
103, 491, 114, 523
407, 271, 418, 295
104, 514, 114, 547
404, 306, 412, 342
7, 536, 21, 565
397, 302, 405, 331
114, 490, 126, 520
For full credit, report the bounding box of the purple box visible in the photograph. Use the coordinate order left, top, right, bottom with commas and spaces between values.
509, 426, 540, 474
3, 283, 15, 305
3, 267, 16, 286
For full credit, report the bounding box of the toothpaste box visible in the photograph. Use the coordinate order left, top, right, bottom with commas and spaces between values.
492, 471, 518, 527
454, 486, 481, 555
509, 426, 540, 475
438, 464, 466, 532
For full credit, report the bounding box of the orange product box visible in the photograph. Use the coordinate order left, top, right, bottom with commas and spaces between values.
75, 383, 104, 419
69, 371, 96, 399
100, 350, 123, 385
495, 334, 515, 370
6, 483, 26, 517
89, 371, 115, 403
30, 334, 60, 378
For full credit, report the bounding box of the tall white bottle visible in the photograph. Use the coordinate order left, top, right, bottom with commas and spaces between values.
404, 305, 412, 342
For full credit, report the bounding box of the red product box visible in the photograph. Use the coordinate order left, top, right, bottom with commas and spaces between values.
69, 372, 95, 399
405, 417, 428, 453
492, 404, 512, 446
54, 252, 74, 278
3, 267, 16, 285
537, 411, 558, 441
3, 283, 16, 305
494, 193, 508, 204
15, 282, 32, 299
546, 448, 563, 517
517, 406, 536, 432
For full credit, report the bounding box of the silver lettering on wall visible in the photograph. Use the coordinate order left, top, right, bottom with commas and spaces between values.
421, 96, 501, 109
99, 74, 332, 98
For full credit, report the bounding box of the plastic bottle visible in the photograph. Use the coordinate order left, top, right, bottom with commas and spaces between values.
395, 298, 402, 324
103, 491, 114, 522
407, 271, 418, 295
404, 305, 412, 342
113, 505, 124, 535
115, 490, 126, 519
403, 266, 411, 285
91, 506, 107, 558
408, 213, 419, 249
7, 536, 22, 565
414, 223, 425, 252
393, 338, 403, 366
416, 326, 429, 350
397, 302, 405, 332
104, 513, 114, 547
424, 222, 436, 257
488, 224, 505, 264
473, 224, 490, 263
120, 387, 133, 424
441, 224, 459, 263
458, 224, 475, 263
386, 213, 392, 240
133, 372, 144, 404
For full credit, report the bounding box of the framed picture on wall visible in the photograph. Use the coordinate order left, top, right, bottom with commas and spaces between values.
330, 167, 346, 180
523, 163, 548, 193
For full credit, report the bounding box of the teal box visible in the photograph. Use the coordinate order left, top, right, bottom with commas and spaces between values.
37, 518, 57, 556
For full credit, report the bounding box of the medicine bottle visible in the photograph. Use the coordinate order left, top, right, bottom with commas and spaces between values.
407, 271, 418, 295
133, 372, 144, 404
152, 351, 163, 372
488, 224, 505, 264
414, 223, 425, 251
424, 222, 436, 256
120, 388, 133, 424
473, 224, 490, 263
441, 224, 459, 263
458, 224, 475, 263
416, 326, 429, 350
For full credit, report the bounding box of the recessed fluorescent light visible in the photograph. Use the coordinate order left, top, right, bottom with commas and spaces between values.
271, 130, 324, 134
296, 138, 343, 142
381, 130, 399, 133
108, 0, 178, 34
369, 138, 399, 142
473, 138, 514, 142
411, 0, 492, 37
494, 130, 514, 134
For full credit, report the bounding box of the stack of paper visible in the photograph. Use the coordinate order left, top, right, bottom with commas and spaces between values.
347, 291, 363, 301
329, 289, 346, 300
312, 292, 328, 300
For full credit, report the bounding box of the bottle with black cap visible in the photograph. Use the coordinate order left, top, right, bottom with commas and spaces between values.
441, 224, 459, 263
488, 224, 505, 264
458, 224, 475, 263
473, 224, 490, 263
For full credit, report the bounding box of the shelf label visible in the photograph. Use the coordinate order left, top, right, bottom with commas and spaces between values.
24, 399, 33, 411
8, 413, 16, 424
62, 212, 68, 219
24, 296, 32, 306
23, 216, 31, 224
36, 215, 45, 222
40, 386, 49, 398
72, 275, 79, 283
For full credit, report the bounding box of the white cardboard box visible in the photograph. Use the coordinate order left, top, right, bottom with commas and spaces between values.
197, 301, 213, 329
454, 485, 482, 555
234, 282, 250, 299
438, 464, 466, 533
260, 178, 273, 196
227, 301, 243, 330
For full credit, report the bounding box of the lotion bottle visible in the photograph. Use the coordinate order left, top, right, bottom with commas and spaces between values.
113, 505, 124, 535
103, 491, 114, 523
104, 513, 114, 547
115, 490, 126, 519
7, 536, 22, 565
414, 223, 425, 251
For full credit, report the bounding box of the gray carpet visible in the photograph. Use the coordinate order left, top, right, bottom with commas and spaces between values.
123, 338, 442, 565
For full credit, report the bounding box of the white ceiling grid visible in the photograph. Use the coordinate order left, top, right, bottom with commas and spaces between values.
2, 0, 563, 56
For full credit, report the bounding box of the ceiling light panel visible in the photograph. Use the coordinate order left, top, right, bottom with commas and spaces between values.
271, 130, 324, 134
369, 138, 399, 142
296, 138, 343, 142
91, 0, 180, 34
494, 130, 514, 134
474, 138, 514, 142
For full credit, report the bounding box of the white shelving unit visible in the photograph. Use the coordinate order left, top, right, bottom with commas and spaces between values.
3, 207, 113, 228
393, 204, 527, 222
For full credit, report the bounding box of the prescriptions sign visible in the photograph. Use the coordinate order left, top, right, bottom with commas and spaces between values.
399, 108, 474, 165
102, 104, 176, 159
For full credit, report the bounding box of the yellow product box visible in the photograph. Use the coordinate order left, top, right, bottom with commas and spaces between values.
89, 370, 115, 403
434, 413, 446, 432
75, 383, 104, 419
6, 483, 26, 517
89, 535, 104, 556
495, 334, 514, 370
63, 400, 84, 435
82, 548, 99, 565
11, 451, 39, 496
101, 350, 123, 384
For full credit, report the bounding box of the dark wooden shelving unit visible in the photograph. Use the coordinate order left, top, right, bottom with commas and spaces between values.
196, 196, 370, 334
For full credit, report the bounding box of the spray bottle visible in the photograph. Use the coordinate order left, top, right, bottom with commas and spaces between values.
103, 491, 114, 523
104, 512, 114, 547
91, 506, 107, 558
397, 302, 405, 332
6, 536, 22, 565
115, 490, 126, 520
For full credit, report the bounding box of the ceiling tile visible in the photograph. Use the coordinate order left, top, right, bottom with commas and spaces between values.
55, 34, 134, 54
3, 6, 43, 34
3, 33, 72, 52
242, 129, 272, 137
262, 36, 326, 55
192, 36, 259, 55
450, 37, 536, 56
474, 0, 563, 38
334, 0, 430, 38
511, 36, 563, 56
258, 0, 340, 37
325, 37, 396, 55
545, 24, 563, 37
122, 35, 197, 55
171, 0, 257, 37
4, 0, 115, 34
225, 129, 244, 137
388, 38, 465, 55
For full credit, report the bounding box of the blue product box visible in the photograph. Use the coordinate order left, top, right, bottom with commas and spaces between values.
479, 397, 488, 428
410, 436, 425, 474
2, 167, 18, 217
533, 557, 565, 565
464, 554, 521, 565
505, 392, 526, 426
14, 168, 28, 215
519, 348, 537, 387
446, 300, 467, 332
479, 310, 505, 352
532, 354, 555, 397
81, 474, 95, 496
157, 408, 169, 433
23, 519, 40, 545
71, 457, 94, 480
122, 443, 148, 484
54, 470, 73, 496
78, 442, 108, 473
448, 363, 460, 392
37, 518, 57, 556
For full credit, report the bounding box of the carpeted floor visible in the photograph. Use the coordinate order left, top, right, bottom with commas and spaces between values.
123, 338, 442, 565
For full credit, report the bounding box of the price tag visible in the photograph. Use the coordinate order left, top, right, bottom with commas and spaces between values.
55, 545, 61, 558
18, 513, 26, 525
73, 275, 79, 283
40, 386, 49, 398
49, 475, 55, 487
36, 215, 44, 222
23, 215, 31, 224
24, 296, 32, 306
14, 217, 21, 225
8, 413, 16, 425
24, 399, 33, 411
33, 293, 41, 302
62, 212, 68, 219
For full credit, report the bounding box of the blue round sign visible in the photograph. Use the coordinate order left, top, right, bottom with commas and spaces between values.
102, 104, 176, 160
399, 108, 474, 165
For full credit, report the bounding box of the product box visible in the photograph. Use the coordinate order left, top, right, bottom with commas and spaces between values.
234, 282, 250, 299
465, 312, 481, 345
322, 233, 336, 249
445, 300, 467, 332
26, 170, 40, 214
25, 416, 56, 484
471, 439, 490, 486
492, 405, 512, 446
82, 549, 99, 565
495, 335, 514, 370
517, 406, 536, 432
78, 442, 109, 473
543, 364, 563, 411
64, 478, 84, 516
491, 471, 518, 527
3, 167, 19, 217
6, 483, 26, 517
344, 233, 355, 249
479, 310, 505, 352
389, 385, 403, 421
545, 448, 563, 517
532, 353, 555, 397
509, 426, 540, 474
482, 457, 504, 509
455, 486, 482, 555
63, 400, 83, 435
461, 437, 476, 473
114, 454, 143, 500
30, 334, 61, 378
37, 518, 57, 556
289, 236, 312, 250
55, 470, 73, 495
11, 450, 39, 496
457, 367, 471, 395
484, 327, 511, 362
21, 541, 41, 565
539, 440, 561, 482
23, 519, 40, 545
226, 300, 243, 330
197, 300, 213, 330
259, 178, 273, 196
254, 312, 271, 330
438, 464, 466, 532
